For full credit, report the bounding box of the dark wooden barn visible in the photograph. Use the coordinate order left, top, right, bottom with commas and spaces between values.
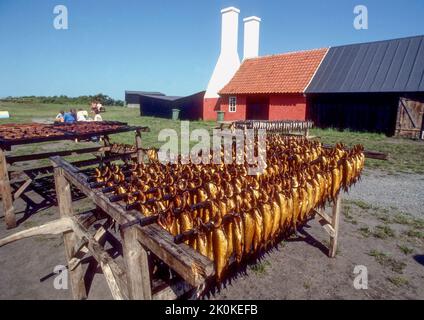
124, 91, 205, 121
306, 35, 424, 138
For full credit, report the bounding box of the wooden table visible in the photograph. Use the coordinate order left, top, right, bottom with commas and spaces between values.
0, 123, 149, 229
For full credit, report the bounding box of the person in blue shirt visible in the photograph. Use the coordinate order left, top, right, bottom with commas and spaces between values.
63, 110, 76, 123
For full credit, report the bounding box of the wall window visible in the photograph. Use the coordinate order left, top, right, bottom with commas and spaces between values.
229, 96, 237, 112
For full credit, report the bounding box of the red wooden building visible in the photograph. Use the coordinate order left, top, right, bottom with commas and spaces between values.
216, 48, 328, 121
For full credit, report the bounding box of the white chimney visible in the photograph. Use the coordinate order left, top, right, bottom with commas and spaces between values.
243, 16, 261, 60
205, 7, 241, 98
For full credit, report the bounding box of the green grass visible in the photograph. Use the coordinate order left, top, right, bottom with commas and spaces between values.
311, 128, 424, 174
303, 281, 311, 290
392, 213, 412, 225
249, 260, 271, 275
368, 250, 388, 263
342, 205, 358, 224
0, 102, 216, 149
347, 199, 424, 233
387, 276, 409, 287
404, 229, 424, 239
0, 102, 217, 168
372, 225, 396, 239
346, 199, 373, 210
1, 102, 423, 174
358, 226, 371, 238
368, 250, 406, 273
397, 244, 414, 255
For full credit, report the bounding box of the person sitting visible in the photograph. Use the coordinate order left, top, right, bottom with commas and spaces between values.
96, 101, 103, 112
70, 108, 78, 120
55, 110, 65, 122
76, 108, 89, 121
93, 109, 103, 121
63, 110, 76, 123
90, 101, 97, 113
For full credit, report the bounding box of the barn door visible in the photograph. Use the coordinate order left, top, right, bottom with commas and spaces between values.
395, 97, 424, 139
246, 96, 269, 120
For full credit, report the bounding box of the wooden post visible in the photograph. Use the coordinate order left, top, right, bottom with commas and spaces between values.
120, 227, 152, 300
135, 129, 144, 164
329, 194, 341, 258
53, 165, 87, 299
0, 147, 16, 229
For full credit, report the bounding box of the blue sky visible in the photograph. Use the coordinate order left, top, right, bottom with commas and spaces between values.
0, 0, 423, 100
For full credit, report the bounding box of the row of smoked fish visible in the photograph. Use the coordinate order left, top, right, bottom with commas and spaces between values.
90, 136, 365, 280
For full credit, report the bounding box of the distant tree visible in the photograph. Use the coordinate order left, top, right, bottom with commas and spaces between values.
0, 94, 124, 106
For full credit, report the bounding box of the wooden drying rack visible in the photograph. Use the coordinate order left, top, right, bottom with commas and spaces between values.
0, 153, 214, 300
0, 128, 362, 300
0, 155, 342, 300
0, 124, 148, 229
50, 155, 214, 299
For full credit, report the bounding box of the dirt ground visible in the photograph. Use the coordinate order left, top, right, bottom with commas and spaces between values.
0, 169, 423, 300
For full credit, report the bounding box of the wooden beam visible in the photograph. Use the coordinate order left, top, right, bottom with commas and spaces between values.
6, 146, 104, 164
363, 150, 388, 160
68, 224, 109, 271
77, 211, 99, 229
313, 209, 332, 225
400, 98, 417, 128
318, 219, 336, 237
13, 178, 32, 200
152, 279, 194, 300
329, 194, 342, 258
0, 125, 149, 148
70, 217, 129, 300
323, 144, 387, 160
135, 129, 144, 165
53, 165, 87, 300
20, 153, 136, 179
134, 224, 214, 287
0, 147, 16, 229
100, 261, 127, 300
0, 218, 72, 247
121, 227, 152, 300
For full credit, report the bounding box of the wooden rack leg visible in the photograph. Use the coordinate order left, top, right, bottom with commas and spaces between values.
121, 227, 152, 300
329, 194, 341, 258
135, 129, 144, 164
53, 165, 87, 299
0, 147, 16, 229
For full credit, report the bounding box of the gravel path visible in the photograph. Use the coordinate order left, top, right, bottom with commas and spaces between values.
344, 170, 424, 217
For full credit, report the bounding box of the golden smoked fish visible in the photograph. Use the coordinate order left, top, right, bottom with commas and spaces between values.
233, 216, 244, 263
213, 226, 228, 281
271, 200, 281, 239
225, 220, 234, 258
252, 208, 263, 251
278, 193, 288, 229
261, 202, 273, 244
196, 232, 208, 257
242, 211, 255, 254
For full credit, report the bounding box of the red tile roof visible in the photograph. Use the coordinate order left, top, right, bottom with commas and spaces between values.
219, 48, 328, 95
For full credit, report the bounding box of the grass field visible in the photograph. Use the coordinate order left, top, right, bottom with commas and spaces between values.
1, 102, 423, 174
